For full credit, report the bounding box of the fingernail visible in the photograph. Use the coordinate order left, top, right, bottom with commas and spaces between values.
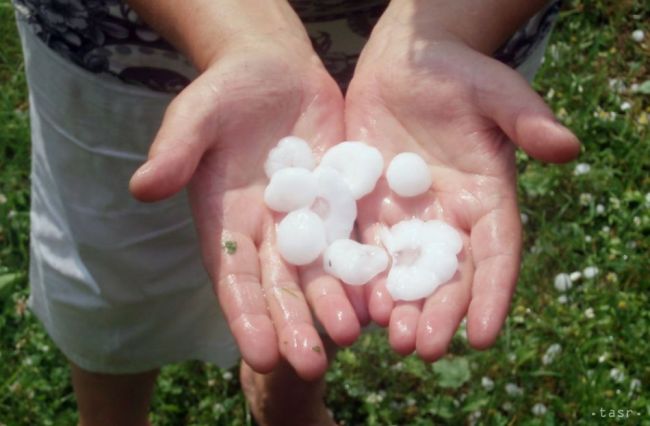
135, 162, 153, 177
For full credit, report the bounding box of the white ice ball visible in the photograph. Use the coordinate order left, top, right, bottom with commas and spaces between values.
264, 168, 317, 212
276, 208, 327, 266
319, 141, 384, 200
323, 239, 389, 286
264, 136, 316, 179
386, 152, 432, 197
632, 29, 645, 43
312, 167, 357, 242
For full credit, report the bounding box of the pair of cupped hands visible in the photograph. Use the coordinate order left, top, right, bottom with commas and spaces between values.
129, 15, 580, 380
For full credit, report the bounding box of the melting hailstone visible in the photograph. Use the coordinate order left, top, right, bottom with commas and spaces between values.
323, 239, 389, 285
311, 167, 357, 242
276, 208, 327, 266
319, 141, 384, 200
381, 219, 462, 301
264, 136, 316, 179
264, 167, 318, 212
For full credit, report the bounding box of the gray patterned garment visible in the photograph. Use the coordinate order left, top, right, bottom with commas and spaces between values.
13, 0, 560, 93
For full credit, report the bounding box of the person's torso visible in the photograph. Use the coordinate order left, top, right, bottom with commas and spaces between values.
13, 0, 560, 92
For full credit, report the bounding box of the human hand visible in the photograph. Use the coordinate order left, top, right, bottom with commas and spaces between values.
129, 36, 364, 380
345, 16, 580, 360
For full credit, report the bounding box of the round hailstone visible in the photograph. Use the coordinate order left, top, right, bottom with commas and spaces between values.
311, 167, 357, 242
381, 219, 461, 301
631, 29, 645, 43
319, 141, 384, 200
264, 167, 317, 212
264, 136, 316, 179
276, 209, 327, 265
323, 239, 389, 286
386, 152, 432, 197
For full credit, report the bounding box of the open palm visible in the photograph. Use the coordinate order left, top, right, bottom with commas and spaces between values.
346, 36, 580, 360
130, 41, 363, 380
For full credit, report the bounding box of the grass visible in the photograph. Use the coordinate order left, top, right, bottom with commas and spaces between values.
0, 0, 648, 424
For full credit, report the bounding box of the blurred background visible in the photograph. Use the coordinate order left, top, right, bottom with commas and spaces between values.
0, 0, 648, 424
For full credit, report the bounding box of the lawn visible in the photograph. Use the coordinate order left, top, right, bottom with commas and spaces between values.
0, 0, 648, 425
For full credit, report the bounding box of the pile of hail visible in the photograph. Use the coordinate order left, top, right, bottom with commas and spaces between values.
263, 136, 462, 302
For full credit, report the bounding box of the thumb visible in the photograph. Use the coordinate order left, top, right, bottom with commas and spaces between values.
129, 81, 220, 202
478, 65, 581, 163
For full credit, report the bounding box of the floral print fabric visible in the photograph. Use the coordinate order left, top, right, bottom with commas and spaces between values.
13, 0, 560, 93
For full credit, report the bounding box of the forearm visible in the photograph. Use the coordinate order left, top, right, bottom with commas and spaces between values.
126, 0, 309, 71
381, 0, 551, 53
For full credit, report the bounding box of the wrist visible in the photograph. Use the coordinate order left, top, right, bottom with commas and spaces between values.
375, 0, 550, 55
127, 0, 313, 71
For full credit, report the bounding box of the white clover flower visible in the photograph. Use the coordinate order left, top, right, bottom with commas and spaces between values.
570, 271, 582, 281
406, 397, 417, 407
579, 193, 593, 206
7, 210, 17, 219
583, 266, 599, 279
365, 392, 384, 404
481, 376, 495, 391
558, 295, 569, 304
520, 213, 529, 225
574, 163, 591, 175
608, 78, 626, 93
620, 101, 632, 112
584, 235, 592, 243
598, 353, 609, 363
222, 371, 233, 381
0, 194, 7, 204
542, 343, 562, 365
602, 226, 611, 233
532, 403, 547, 416
502, 402, 514, 412
505, 383, 524, 397
610, 368, 625, 383
459, 327, 468, 340
554, 273, 572, 292
633, 216, 641, 227
595, 204, 605, 215
468, 410, 482, 426
632, 29, 645, 43
584, 308, 595, 319
629, 379, 641, 394
645, 192, 650, 206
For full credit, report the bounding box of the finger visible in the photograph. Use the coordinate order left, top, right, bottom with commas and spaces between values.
466, 198, 522, 349
215, 230, 279, 374
129, 76, 222, 202
476, 63, 580, 163
299, 264, 361, 347
366, 279, 394, 327
357, 220, 394, 326
258, 226, 328, 381
388, 300, 423, 355
343, 284, 370, 327
416, 244, 474, 362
